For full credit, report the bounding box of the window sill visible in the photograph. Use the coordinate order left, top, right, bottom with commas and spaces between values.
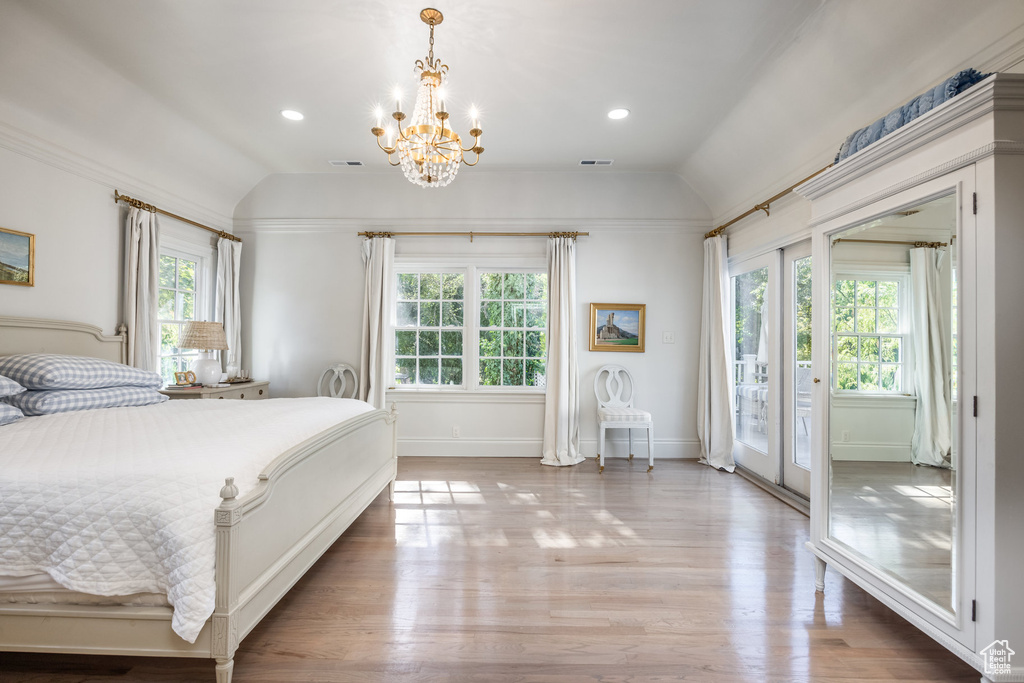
386, 389, 545, 404
831, 392, 916, 408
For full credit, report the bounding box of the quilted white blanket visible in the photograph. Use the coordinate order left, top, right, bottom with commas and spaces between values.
0, 397, 374, 643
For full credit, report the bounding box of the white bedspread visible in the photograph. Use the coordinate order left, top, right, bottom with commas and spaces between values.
0, 397, 374, 643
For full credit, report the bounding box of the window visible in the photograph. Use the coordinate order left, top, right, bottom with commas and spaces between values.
394, 272, 465, 386
478, 272, 547, 387
158, 249, 208, 385
832, 277, 906, 392
392, 266, 547, 390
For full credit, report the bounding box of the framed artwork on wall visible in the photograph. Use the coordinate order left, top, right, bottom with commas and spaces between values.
0, 227, 34, 287
589, 303, 645, 352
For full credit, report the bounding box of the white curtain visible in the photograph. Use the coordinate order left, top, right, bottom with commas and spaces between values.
697, 235, 736, 472
541, 237, 584, 467
755, 299, 768, 365
910, 247, 952, 468
123, 207, 160, 371
215, 237, 243, 373
359, 237, 395, 410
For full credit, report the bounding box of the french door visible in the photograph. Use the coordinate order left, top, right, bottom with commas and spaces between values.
782, 241, 812, 496
730, 252, 779, 481
730, 241, 812, 498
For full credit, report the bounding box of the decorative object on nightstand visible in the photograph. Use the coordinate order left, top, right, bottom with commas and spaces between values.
159, 380, 269, 401
178, 321, 228, 386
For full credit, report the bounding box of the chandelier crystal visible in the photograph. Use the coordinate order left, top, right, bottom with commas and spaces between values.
371, 8, 483, 188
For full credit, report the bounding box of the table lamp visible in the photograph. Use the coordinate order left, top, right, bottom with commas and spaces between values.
179, 321, 229, 386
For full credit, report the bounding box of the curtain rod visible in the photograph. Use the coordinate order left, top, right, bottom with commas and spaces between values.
704, 164, 833, 240
357, 230, 589, 242
832, 238, 949, 248
114, 190, 241, 243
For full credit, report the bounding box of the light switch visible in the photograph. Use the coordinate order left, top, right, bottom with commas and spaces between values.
662, 331, 675, 344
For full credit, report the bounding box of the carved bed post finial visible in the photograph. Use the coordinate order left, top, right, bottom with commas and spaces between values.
220, 477, 239, 502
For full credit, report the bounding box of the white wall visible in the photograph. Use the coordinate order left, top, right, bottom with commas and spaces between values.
0, 1, 266, 221
682, 0, 1024, 220
235, 171, 709, 459
0, 145, 221, 337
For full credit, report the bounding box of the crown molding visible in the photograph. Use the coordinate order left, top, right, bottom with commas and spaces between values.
0, 119, 234, 232
806, 141, 1024, 228
972, 22, 1024, 73
232, 217, 711, 236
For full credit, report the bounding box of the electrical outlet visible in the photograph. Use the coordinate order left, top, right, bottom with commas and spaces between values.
662, 331, 675, 344
841, 430, 850, 442
452, 425, 461, 438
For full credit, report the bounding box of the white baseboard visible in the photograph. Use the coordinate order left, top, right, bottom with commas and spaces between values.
831, 443, 911, 462
398, 437, 542, 457
398, 436, 701, 458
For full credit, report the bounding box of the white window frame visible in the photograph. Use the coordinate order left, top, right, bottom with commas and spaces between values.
390, 256, 547, 394
831, 265, 913, 396
157, 238, 214, 384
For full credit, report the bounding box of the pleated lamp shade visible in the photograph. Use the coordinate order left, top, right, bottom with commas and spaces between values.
179, 321, 229, 351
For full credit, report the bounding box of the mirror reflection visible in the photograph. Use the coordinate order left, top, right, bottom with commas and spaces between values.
828, 193, 957, 614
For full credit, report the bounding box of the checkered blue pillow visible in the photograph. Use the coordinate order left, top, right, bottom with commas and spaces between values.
0, 354, 163, 391
4, 386, 168, 416
0, 374, 25, 398
0, 402, 24, 426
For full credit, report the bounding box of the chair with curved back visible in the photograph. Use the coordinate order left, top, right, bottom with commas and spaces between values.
594, 364, 654, 473
317, 363, 359, 399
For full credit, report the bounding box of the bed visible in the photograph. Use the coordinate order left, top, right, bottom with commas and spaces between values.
0, 316, 398, 682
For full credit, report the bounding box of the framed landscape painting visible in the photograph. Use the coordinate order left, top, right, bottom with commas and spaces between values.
0, 227, 34, 287
589, 303, 645, 352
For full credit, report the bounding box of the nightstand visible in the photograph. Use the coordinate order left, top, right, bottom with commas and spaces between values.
159, 380, 270, 401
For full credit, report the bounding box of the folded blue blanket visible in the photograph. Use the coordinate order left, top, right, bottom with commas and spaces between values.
835, 68, 991, 163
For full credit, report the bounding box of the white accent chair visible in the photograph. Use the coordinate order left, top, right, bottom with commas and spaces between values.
594, 364, 654, 473
317, 363, 359, 399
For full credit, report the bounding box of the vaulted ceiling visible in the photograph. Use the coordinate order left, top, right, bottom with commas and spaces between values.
3, 0, 1024, 219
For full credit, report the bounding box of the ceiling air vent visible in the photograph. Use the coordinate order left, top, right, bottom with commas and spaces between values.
329, 160, 364, 167
579, 159, 614, 166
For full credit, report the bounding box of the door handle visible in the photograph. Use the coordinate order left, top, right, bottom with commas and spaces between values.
813, 378, 821, 383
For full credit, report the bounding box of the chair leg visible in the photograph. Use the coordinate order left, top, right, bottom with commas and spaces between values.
647, 424, 654, 473
628, 429, 634, 461
598, 426, 605, 473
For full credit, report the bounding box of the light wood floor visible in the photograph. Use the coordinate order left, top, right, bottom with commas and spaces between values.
0, 457, 978, 682
831, 461, 955, 611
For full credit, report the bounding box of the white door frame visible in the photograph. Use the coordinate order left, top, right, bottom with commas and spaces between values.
782, 240, 812, 497
729, 250, 781, 482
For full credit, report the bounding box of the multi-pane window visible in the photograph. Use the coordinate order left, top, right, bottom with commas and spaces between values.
478, 272, 547, 387
394, 272, 465, 386
392, 267, 548, 389
158, 253, 200, 385
833, 278, 904, 392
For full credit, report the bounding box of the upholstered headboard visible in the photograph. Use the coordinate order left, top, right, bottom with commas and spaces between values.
0, 316, 127, 363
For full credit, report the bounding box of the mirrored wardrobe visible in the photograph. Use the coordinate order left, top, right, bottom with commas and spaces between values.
796, 73, 1024, 680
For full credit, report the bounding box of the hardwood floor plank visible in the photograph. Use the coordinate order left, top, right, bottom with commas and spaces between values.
0, 458, 978, 682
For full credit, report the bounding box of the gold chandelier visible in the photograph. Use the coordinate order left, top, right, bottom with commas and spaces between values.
371, 8, 483, 188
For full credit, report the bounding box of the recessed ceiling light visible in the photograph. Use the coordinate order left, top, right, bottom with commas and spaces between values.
281, 109, 304, 121
607, 108, 630, 120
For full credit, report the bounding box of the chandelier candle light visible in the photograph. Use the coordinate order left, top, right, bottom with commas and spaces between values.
371, 7, 483, 188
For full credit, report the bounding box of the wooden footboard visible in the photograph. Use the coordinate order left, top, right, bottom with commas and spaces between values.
0, 404, 398, 683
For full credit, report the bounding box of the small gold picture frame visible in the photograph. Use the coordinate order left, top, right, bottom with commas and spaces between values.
0, 227, 34, 287
589, 303, 645, 352
174, 371, 197, 385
